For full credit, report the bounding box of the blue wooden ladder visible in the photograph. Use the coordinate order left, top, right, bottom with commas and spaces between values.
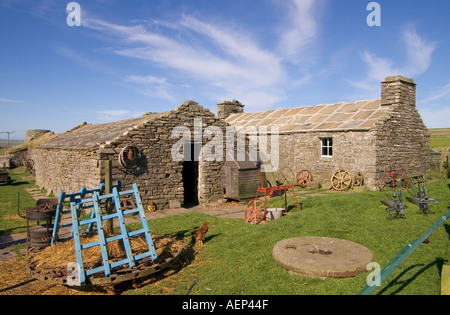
69, 184, 158, 285
51, 184, 104, 245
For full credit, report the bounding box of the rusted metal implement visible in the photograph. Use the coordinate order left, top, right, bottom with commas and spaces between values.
379, 169, 410, 190
405, 170, 438, 214
26, 198, 59, 250
296, 170, 313, 188
245, 163, 301, 224
381, 193, 407, 220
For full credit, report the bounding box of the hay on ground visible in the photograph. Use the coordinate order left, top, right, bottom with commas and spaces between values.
30, 233, 187, 277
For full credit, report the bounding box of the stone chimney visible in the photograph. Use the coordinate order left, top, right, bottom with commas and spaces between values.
381, 76, 416, 107
217, 100, 244, 119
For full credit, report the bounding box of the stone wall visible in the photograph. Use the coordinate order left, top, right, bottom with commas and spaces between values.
269, 76, 429, 191
32, 147, 101, 195
25, 130, 52, 143
97, 101, 229, 210
275, 130, 378, 189
373, 104, 430, 178
376, 76, 430, 177
31, 101, 229, 209
217, 100, 244, 119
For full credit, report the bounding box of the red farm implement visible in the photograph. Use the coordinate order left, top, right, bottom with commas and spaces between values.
245, 162, 301, 224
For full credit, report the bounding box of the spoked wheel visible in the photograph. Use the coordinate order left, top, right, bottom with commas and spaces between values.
245, 199, 267, 224
296, 170, 313, 187
331, 170, 352, 191
277, 167, 295, 185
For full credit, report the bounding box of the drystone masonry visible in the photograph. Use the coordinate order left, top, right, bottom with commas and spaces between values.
275, 130, 378, 189
375, 76, 430, 176
33, 101, 229, 209
25, 130, 51, 143
225, 76, 430, 191
217, 100, 244, 119
97, 101, 229, 209
31, 76, 430, 205
32, 147, 101, 194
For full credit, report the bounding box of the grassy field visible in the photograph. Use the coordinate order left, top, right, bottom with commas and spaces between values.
1, 168, 449, 295
0, 140, 23, 155
429, 128, 450, 148
125, 181, 449, 296
0, 167, 37, 235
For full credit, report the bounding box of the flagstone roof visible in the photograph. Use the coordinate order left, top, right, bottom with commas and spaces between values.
39, 112, 164, 149
225, 99, 389, 134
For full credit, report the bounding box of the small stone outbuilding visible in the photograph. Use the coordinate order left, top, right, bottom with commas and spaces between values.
32, 101, 228, 209
223, 76, 430, 190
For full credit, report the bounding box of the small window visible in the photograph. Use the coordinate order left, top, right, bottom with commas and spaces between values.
321, 138, 333, 157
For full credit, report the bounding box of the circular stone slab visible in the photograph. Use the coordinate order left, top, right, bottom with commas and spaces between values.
273, 236, 373, 278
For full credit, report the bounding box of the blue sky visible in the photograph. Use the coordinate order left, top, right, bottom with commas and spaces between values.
1, 0, 449, 140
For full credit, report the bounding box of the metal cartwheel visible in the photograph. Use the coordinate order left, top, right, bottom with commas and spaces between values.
296, 170, 313, 188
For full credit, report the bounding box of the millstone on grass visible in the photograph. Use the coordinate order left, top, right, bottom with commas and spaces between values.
273, 236, 373, 279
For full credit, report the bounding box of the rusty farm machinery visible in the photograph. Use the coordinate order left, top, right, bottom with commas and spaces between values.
379, 168, 438, 219
405, 172, 438, 214
244, 163, 301, 224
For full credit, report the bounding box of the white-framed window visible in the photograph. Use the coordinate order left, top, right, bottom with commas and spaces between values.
321, 138, 333, 157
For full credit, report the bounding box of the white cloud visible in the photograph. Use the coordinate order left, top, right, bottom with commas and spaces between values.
423, 80, 450, 103
0, 97, 24, 104
277, 0, 322, 63
124, 75, 177, 102
56, 47, 115, 74
351, 26, 436, 92
402, 28, 436, 77
361, 51, 399, 83
420, 80, 450, 128
81, 0, 322, 108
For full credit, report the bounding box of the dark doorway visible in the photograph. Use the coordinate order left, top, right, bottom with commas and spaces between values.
182, 143, 201, 207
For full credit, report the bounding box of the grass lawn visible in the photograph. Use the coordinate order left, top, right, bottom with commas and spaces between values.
429, 128, 450, 148
0, 167, 38, 236
125, 180, 450, 296
1, 168, 449, 295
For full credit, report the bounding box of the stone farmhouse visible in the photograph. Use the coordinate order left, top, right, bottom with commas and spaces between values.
224, 76, 430, 190
31, 75, 430, 209
32, 102, 229, 210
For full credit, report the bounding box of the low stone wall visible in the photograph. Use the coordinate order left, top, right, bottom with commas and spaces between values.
31, 148, 101, 195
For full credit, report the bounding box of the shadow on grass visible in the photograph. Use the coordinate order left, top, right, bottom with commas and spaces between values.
10, 181, 31, 187
377, 257, 447, 295
0, 225, 28, 237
